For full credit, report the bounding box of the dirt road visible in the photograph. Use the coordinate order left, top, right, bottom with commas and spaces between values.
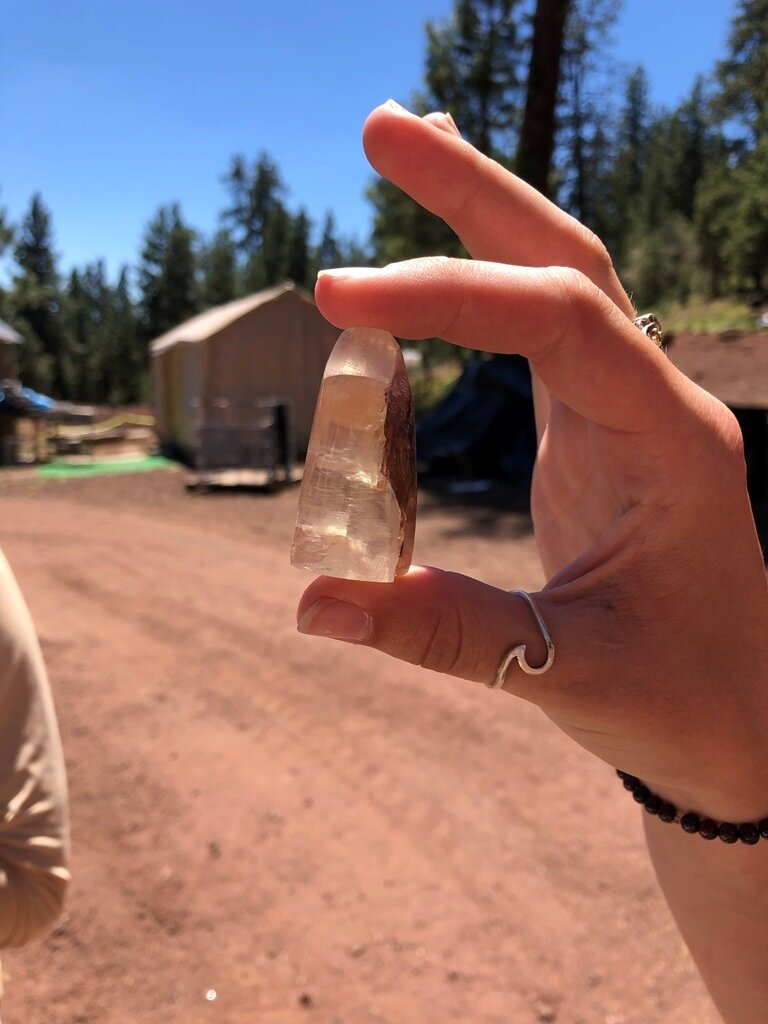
0, 469, 718, 1023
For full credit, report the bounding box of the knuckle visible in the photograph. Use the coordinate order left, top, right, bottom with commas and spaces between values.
441, 155, 486, 223
438, 284, 472, 341
413, 254, 453, 274
678, 392, 747, 479
577, 224, 615, 278
539, 266, 603, 354
416, 602, 465, 675
542, 265, 594, 308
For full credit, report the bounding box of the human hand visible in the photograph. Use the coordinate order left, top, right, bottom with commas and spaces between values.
298, 101, 768, 824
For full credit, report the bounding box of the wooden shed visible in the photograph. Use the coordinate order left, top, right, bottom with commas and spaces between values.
149, 281, 339, 462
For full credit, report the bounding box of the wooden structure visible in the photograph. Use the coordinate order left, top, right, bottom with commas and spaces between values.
667, 331, 768, 515
0, 318, 22, 381
1, 319, 98, 465
0, 319, 26, 464
149, 282, 339, 467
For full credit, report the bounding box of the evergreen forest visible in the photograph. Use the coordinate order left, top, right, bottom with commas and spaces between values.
1, 0, 766, 405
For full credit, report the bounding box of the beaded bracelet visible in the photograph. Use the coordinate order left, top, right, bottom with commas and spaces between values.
616, 770, 768, 845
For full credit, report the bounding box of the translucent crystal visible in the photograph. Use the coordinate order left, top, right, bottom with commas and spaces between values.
291, 327, 416, 583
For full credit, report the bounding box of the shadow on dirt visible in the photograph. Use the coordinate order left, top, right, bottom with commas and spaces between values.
417, 475, 533, 542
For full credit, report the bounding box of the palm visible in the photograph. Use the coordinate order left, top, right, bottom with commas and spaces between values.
530, 398, 663, 580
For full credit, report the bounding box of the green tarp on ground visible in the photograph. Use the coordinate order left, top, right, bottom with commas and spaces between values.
38, 456, 176, 479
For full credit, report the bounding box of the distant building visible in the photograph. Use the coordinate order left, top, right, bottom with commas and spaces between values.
149, 282, 339, 465
0, 319, 27, 464
0, 318, 22, 382
667, 331, 768, 516
0, 320, 97, 466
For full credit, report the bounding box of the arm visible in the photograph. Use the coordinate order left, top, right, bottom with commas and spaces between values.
645, 818, 768, 1024
0, 551, 70, 947
297, 101, 768, 1022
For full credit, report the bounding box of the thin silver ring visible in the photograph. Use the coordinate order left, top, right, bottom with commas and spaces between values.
487, 589, 555, 689
633, 313, 664, 348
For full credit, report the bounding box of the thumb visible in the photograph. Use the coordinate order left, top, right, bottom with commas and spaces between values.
296, 566, 590, 702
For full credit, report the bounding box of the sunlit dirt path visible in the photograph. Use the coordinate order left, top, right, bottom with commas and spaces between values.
0, 470, 718, 1023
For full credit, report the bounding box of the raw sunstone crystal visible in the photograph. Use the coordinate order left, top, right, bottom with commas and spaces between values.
291, 326, 416, 583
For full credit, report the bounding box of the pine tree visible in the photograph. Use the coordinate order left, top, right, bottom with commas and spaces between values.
110, 267, 144, 403
516, 0, 572, 195
163, 208, 198, 326
200, 229, 237, 308
615, 67, 651, 205
723, 135, 768, 290
241, 201, 291, 291
316, 212, 341, 271
64, 267, 98, 402
259, 203, 291, 286
425, 0, 525, 160
137, 205, 170, 341
286, 208, 312, 287
137, 203, 198, 342
705, 0, 768, 292
694, 154, 736, 297
11, 194, 68, 395
557, 0, 620, 238
716, 0, 768, 146
222, 153, 285, 260
669, 78, 709, 220
369, 0, 527, 266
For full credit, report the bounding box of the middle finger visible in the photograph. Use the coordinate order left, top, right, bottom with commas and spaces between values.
363, 102, 635, 319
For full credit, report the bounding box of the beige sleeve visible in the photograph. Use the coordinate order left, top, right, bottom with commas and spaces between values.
0, 550, 70, 948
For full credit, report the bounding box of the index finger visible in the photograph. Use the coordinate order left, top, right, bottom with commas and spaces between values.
316, 259, 690, 436
364, 102, 635, 319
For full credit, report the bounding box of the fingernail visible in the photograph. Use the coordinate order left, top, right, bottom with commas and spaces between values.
384, 98, 409, 113
317, 267, 382, 281
298, 598, 373, 642
424, 111, 461, 137
443, 112, 461, 136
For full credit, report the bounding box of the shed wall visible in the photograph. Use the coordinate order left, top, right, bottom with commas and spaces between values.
202, 291, 337, 451
151, 290, 338, 460
152, 342, 202, 458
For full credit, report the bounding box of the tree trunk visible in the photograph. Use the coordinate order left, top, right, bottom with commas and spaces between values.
516, 0, 571, 197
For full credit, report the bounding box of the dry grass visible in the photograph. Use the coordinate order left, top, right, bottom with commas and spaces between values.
656, 296, 763, 334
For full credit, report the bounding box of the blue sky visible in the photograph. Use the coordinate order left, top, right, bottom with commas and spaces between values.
2, 0, 736, 280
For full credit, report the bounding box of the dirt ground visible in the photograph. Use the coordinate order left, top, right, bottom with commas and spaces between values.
0, 468, 721, 1024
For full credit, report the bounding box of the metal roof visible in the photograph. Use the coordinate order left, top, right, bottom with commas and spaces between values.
149, 281, 313, 355
0, 318, 22, 344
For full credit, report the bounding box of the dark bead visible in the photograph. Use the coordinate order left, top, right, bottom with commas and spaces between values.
718, 822, 739, 844
632, 784, 650, 804
681, 813, 700, 834
644, 795, 662, 815
659, 802, 677, 823
699, 818, 719, 840
622, 776, 638, 791
759, 819, 768, 840
616, 769, 629, 781
738, 823, 760, 846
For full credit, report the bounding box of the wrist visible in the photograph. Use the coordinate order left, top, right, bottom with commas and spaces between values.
616, 770, 768, 844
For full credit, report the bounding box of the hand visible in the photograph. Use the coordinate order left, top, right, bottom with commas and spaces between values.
299, 101, 768, 824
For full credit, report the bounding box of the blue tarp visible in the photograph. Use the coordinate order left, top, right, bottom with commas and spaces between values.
20, 388, 55, 412
0, 386, 55, 415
